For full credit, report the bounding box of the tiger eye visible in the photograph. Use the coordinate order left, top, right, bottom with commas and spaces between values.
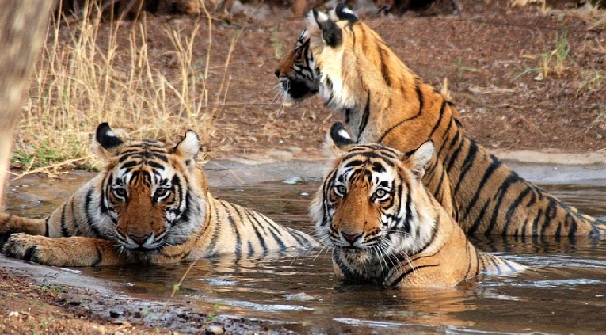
334, 185, 347, 196
156, 188, 170, 197
113, 188, 127, 198
375, 189, 387, 198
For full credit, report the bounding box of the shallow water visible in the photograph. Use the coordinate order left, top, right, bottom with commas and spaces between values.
4, 171, 606, 334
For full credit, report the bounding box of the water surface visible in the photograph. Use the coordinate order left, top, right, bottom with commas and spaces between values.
4, 170, 606, 334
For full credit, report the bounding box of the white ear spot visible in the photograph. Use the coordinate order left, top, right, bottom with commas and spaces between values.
338, 129, 350, 140
342, 7, 355, 16
176, 130, 201, 161
307, 9, 329, 27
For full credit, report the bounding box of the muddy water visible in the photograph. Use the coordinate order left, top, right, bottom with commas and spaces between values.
4, 167, 606, 334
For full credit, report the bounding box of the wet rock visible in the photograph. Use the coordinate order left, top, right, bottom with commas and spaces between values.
204, 324, 225, 334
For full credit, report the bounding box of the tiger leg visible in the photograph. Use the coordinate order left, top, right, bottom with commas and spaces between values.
2, 234, 128, 266
0, 213, 47, 235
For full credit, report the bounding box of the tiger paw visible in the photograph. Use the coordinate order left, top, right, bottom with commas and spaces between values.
3, 233, 70, 266
2, 234, 53, 264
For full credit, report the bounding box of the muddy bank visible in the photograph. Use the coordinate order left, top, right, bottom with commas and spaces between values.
0, 256, 296, 334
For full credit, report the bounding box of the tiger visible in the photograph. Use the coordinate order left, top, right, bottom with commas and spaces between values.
0, 123, 317, 267
276, 4, 606, 238
311, 122, 525, 287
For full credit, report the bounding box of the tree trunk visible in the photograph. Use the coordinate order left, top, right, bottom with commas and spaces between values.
0, 0, 56, 208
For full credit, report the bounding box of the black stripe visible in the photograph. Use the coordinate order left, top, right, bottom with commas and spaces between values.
415, 217, 438, 255
60, 203, 69, 237
566, 212, 577, 239
100, 174, 110, 214
541, 198, 558, 236
403, 179, 413, 234
468, 201, 490, 236
333, 252, 357, 280
452, 143, 478, 197
415, 83, 424, 116
427, 101, 446, 140
376, 108, 423, 144
486, 255, 501, 275
504, 259, 518, 273
247, 241, 254, 258
242, 207, 268, 255
92, 245, 104, 266
253, 209, 287, 251
226, 203, 243, 258
86, 188, 108, 239
434, 116, 456, 162
431, 166, 447, 206
464, 243, 473, 279
444, 131, 465, 173
44, 218, 50, 237
289, 228, 310, 246
501, 187, 533, 235
477, 250, 486, 275
461, 155, 499, 225
69, 197, 77, 233
201, 201, 220, 256
356, 92, 371, 142
379, 47, 391, 87
146, 160, 166, 169
484, 173, 525, 236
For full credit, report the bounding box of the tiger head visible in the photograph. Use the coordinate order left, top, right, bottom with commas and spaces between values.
311, 122, 436, 278
274, 28, 320, 101
275, 5, 372, 107
93, 123, 207, 252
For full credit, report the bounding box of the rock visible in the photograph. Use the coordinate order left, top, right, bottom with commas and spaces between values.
205, 324, 225, 334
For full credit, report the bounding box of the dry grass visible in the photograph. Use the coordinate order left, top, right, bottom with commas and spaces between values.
13, 1, 235, 174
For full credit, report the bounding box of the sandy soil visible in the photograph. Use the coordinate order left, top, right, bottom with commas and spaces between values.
2, 0, 606, 334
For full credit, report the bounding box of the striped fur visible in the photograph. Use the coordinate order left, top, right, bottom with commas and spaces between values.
311, 128, 524, 287
278, 4, 606, 238
0, 123, 316, 266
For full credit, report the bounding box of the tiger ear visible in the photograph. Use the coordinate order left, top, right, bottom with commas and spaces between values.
324, 122, 354, 158
333, 3, 358, 24
93, 123, 124, 160
173, 130, 201, 167
306, 8, 342, 47
408, 141, 434, 179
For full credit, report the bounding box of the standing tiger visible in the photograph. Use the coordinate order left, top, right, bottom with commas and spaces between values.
0, 123, 317, 266
312, 123, 524, 287
276, 4, 605, 238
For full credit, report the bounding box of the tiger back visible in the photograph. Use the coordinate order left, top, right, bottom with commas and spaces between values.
0, 123, 317, 266
277, 4, 605, 238
312, 123, 524, 287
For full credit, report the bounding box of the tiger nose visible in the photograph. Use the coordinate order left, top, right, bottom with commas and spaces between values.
274, 69, 280, 78
341, 232, 363, 244
129, 232, 151, 245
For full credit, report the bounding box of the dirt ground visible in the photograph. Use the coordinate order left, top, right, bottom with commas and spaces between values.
2, 0, 606, 334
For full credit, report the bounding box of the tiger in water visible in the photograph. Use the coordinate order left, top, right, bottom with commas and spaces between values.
312, 123, 524, 287
0, 123, 317, 266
